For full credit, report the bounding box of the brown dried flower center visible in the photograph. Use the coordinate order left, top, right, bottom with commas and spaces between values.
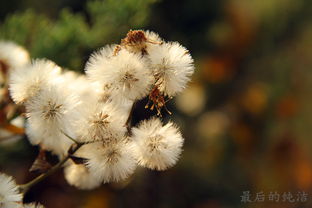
148, 134, 167, 151
106, 149, 120, 164
43, 101, 62, 119
123, 30, 147, 45
93, 112, 109, 125
121, 71, 139, 89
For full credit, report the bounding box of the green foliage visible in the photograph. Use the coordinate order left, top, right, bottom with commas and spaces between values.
0, 0, 158, 70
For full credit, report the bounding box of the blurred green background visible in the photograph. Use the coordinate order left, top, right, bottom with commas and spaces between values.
1, 0, 312, 207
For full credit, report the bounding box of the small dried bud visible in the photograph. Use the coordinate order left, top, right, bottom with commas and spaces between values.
118, 30, 163, 55
122, 30, 148, 46
145, 85, 172, 116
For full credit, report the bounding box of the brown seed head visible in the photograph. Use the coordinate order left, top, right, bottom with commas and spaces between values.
122, 30, 147, 45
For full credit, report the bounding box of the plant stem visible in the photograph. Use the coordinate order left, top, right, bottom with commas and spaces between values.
19, 143, 83, 194
60, 129, 79, 144
125, 101, 136, 135
0, 135, 20, 142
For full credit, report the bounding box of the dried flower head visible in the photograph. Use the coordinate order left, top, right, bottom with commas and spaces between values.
117, 30, 163, 55
145, 85, 172, 116
75, 141, 137, 183
64, 161, 102, 190
75, 102, 126, 144
132, 117, 184, 170
148, 42, 194, 97
9, 59, 61, 104
86, 48, 154, 101
0, 173, 23, 208
0, 41, 29, 71
85, 45, 116, 82
26, 85, 79, 155
23, 203, 45, 208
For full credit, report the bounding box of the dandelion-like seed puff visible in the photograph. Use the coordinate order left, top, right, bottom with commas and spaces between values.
9, 59, 61, 104
86, 48, 154, 101
23, 203, 45, 208
26, 85, 79, 155
64, 161, 102, 190
0, 41, 29, 71
132, 117, 184, 170
75, 103, 127, 144
74, 141, 137, 183
0, 173, 23, 208
148, 42, 194, 97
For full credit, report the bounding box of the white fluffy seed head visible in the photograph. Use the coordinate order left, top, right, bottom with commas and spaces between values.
26, 121, 73, 157
148, 42, 194, 97
75, 141, 137, 184
75, 102, 127, 144
85, 44, 116, 82
131, 117, 184, 171
0, 173, 23, 208
25, 85, 79, 156
144, 30, 163, 44
64, 161, 102, 190
23, 203, 45, 208
0, 41, 29, 70
9, 59, 61, 104
86, 48, 154, 101
56, 70, 98, 106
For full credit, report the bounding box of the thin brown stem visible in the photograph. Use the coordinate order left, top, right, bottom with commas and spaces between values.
60, 129, 79, 144
125, 101, 136, 135
0, 135, 20, 142
19, 142, 83, 194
